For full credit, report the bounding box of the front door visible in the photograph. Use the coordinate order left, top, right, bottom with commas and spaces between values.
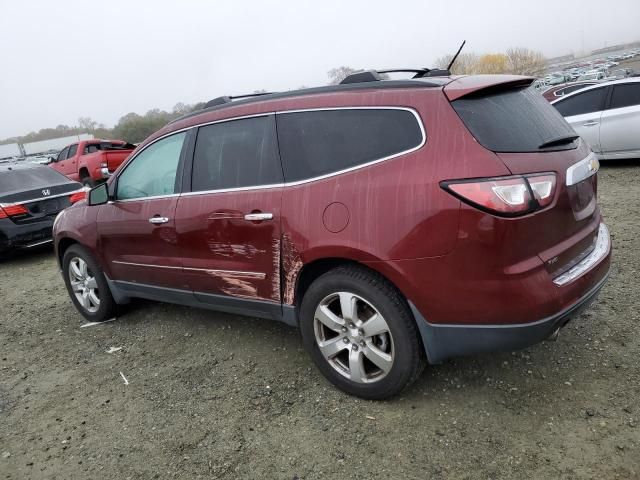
97, 131, 189, 290
175, 115, 284, 306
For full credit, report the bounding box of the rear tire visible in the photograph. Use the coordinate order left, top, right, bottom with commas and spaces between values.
81, 175, 95, 188
62, 244, 116, 322
299, 265, 425, 400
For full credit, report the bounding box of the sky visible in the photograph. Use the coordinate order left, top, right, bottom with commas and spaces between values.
1, 0, 638, 139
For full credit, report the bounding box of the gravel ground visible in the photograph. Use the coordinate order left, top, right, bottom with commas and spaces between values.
1, 161, 639, 480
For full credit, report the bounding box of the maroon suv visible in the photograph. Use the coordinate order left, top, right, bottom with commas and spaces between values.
53, 72, 611, 399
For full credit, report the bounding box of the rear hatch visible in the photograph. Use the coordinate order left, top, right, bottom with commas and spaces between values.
446, 78, 600, 277
0, 165, 83, 224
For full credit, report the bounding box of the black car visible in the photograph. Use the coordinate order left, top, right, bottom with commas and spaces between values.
0, 162, 85, 253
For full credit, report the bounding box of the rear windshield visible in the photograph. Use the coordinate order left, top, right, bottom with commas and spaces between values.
0, 166, 68, 193
452, 86, 577, 153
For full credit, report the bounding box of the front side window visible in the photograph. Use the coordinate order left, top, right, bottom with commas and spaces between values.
277, 108, 423, 182
67, 144, 78, 158
553, 88, 607, 117
191, 115, 283, 191
117, 132, 186, 200
57, 147, 69, 162
609, 83, 640, 109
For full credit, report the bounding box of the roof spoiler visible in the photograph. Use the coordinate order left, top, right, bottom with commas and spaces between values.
444, 76, 535, 101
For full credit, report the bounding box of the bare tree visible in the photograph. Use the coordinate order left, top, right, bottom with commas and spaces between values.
505, 48, 546, 76
77, 116, 98, 133
434, 53, 480, 74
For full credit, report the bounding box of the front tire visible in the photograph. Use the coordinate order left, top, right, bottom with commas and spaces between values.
299, 265, 425, 400
62, 244, 116, 322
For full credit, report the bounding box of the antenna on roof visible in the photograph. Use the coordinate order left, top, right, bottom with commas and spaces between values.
446, 40, 467, 72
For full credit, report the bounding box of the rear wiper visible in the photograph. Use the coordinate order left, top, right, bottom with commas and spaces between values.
538, 134, 579, 149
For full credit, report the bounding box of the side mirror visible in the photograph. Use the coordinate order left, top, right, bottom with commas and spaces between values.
48, 156, 56, 164
88, 183, 109, 206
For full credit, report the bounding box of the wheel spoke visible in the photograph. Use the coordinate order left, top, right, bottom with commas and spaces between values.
315, 305, 344, 332
348, 350, 366, 383
361, 313, 388, 338
85, 277, 98, 290
317, 336, 348, 360
70, 261, 83, 279
79, 291, 90, 309
338, 292, 357, 323
70, 280, 83, 292
88, 290, 100, 307
79, 259, 88, 278
364, 343, 393, 373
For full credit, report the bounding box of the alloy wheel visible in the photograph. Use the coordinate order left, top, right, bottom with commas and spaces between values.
68, 256, 100, 313
313, 291, 394, 384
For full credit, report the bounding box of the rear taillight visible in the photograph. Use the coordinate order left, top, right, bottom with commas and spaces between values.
69, 191, 86, 204
0, 204, 29, 219
442, 173, 557, 217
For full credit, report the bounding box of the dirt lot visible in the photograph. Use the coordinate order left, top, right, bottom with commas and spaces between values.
1, 162, 639, 480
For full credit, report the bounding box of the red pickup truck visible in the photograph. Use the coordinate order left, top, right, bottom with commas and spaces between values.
49, 140, 135, 187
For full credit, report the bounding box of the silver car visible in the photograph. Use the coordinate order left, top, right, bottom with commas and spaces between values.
552, 78, 640, 160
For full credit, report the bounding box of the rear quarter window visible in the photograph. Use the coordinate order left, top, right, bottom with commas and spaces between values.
452, 86, 577, 153
276, 108, 423, 182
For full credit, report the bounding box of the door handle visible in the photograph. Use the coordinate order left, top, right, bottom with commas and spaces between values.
149, 216, 169, 224
582, 120, 599, 127
244, 212, 273, 221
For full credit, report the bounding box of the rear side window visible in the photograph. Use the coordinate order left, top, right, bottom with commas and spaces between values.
609, 83, 640, 109
553, 87, 607, 117
277, 108, 423, 182
0, 167, 69, 193
453, 86, 577, 153
192, 115, 283, 191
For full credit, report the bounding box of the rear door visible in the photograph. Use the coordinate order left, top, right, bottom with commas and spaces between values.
175, 115, 283, 309
552, 86, 608, 153
599, 81, 640, 158
97, 131, 189, 289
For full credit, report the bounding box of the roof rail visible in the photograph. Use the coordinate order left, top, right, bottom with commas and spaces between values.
340, 68, 451, 85
204, 91, 278, 108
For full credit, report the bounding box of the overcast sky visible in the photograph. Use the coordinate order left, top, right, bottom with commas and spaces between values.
1, 0, 638, 139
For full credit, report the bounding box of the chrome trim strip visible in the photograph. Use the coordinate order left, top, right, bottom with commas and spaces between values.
181, 183, 283, 197
0, 188, 85, 208
24, 239, 53, 248
566, 152, 599, 186
111, 260, 265, 279
115, 193, 180, 203
553, 223, 610, 286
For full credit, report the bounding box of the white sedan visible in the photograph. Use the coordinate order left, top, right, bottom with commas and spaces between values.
552, 78, 640, 160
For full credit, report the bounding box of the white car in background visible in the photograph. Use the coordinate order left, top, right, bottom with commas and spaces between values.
552, 78, 640, 160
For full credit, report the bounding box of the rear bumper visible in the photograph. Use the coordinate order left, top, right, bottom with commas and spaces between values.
0, 217, 54, 252
410, 272, 608, 364
99, 167, 112, 179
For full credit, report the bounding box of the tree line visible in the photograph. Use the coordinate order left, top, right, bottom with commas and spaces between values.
2, 48, 545, 147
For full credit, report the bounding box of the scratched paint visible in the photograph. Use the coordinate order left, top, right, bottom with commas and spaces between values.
205, 240, 265, 258
270, 237, 281, 302
281, 233, 303, 305
218, 275, 259, 298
